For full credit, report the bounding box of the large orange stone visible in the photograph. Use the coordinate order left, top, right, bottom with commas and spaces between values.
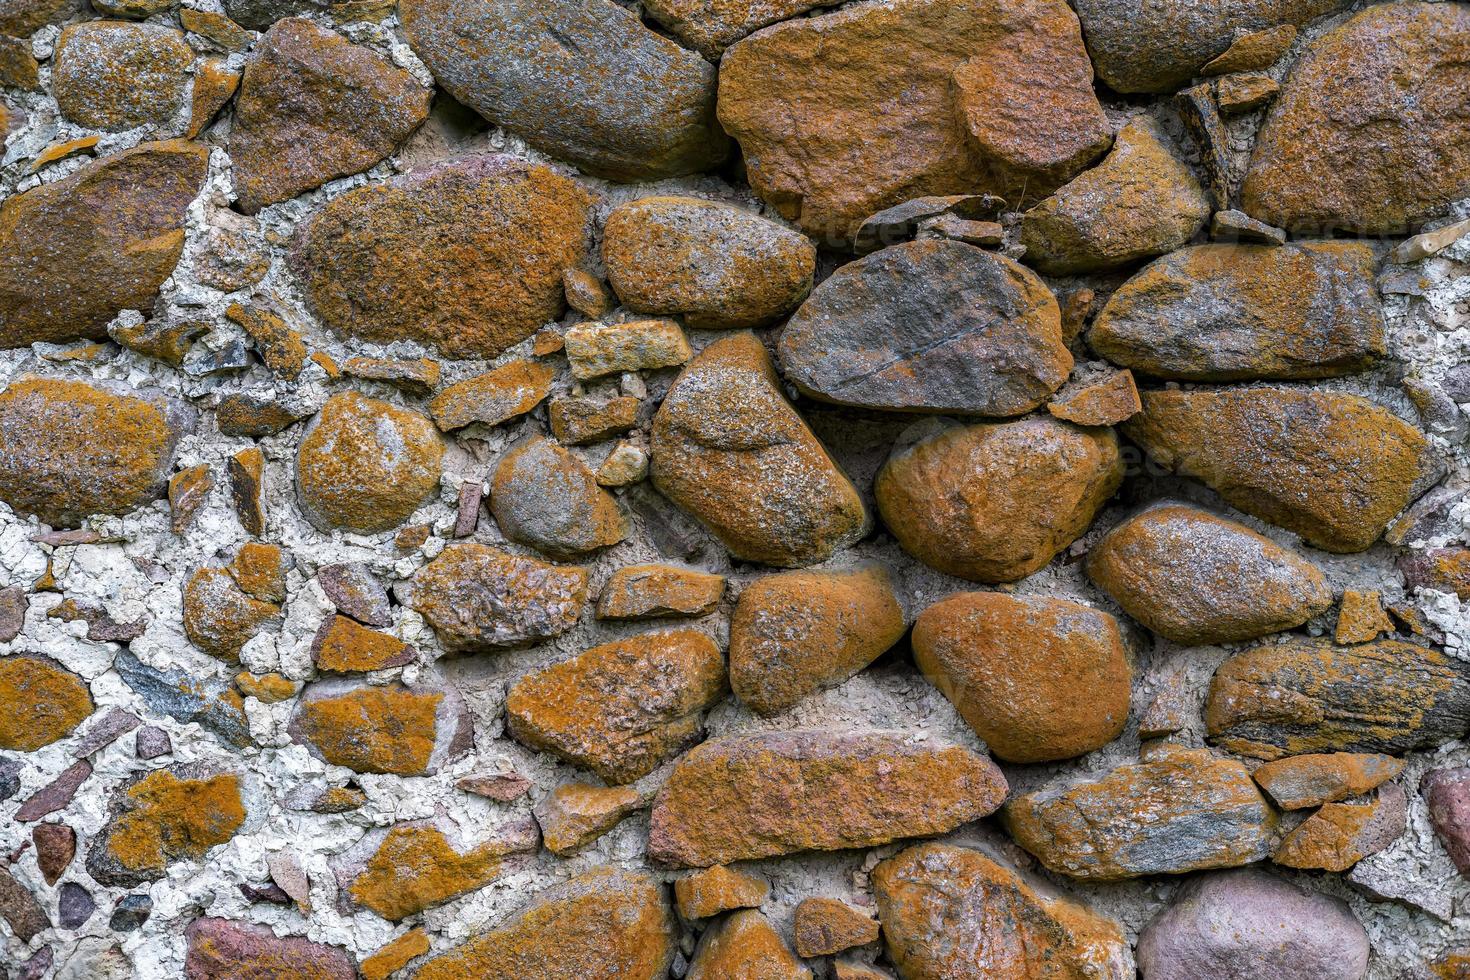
0, 655, 93, 752
288, 679, 470, 775
410, 543, 588, 650
89, 766, 246, 886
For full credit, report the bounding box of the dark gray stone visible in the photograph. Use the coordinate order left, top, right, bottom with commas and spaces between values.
109, 893, 153, 932
115, 649, 250, 748
0, 585, 25, 641
0, 755, 20, 801
222, 0, 328, 30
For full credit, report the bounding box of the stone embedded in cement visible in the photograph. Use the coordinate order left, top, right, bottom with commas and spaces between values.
428, 360, 555, 432
674, 865, 769, 920
317, 562, 391, 627
793, 898, 880, 958
1273, 783, 1407, 872
546, 395, 638, 446
340, 818, 534, 920
1047, 369, 1141, 426
1253, 753, 1404, 810
0, 654, 93, 752
87, 765, 246, 886
1421, 767, 1470, 876
288, 677, 471, 776
410, 543, 588, 650
534, 783, 642, 855
310, 615, 415, 673
596, 564, 724, 621
115, 650, 250, 748
52, 21, 192, 130
182, 566, 281, 663
185, 917, 356, 980
564, 319, 692, 380
489, 437, 628, 558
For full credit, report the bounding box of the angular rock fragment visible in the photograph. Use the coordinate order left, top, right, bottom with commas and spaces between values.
70, 706, 141, 758
115, 650, 250, 748
642, 0, 830, 57
0, 0, 77, 36
410, 543, 587, 650
291, 155, 591, 359
232, 17, 431, 212
456, 770, 531, 802
1242, 2, 1470, 235
0, 868, 48, 942
563, 268, 614, 319
428, 360, 554, 432
674, 864, 768, 920
53, 21, 192, 130
1210, 208, 1287, 244
1124, 388, 1437, 553
689, 909, 811, 980
875, 417, 1122, 582
342, 356, 440, 396
0, 654, 93, 751
1335, 590, 1392, 644
401, 0, 728, 181
1086, 503, 1332, 644
216, 394, 305, 437
1047, 369, 1140, 426
853, 194, 1001, 255
730, 564, 905, 716
648, 730, 1007, 867
535, 783, 642, 855
14, 759, 92, 821
1421, 767, 1470, 876
794, 898, 879, 958
235, 672, 298, 703
1216, 73, 1279, 114
506, 629, 725, 784
185, 918, 356, 979
779, 240, 1069, 415
651, 332, 868, 566
1206, 639, 1470, 758
564, 319, 691, 380
362, 930, 430, 980
603, 197, 816, 329
1090, 243, 1385, 381
1004, 746, 1277, 880
1205, 24, 1299, 74
0, 34, 38, 89
1273, 783, 1407, 871
548, 395, 639, 446
228, 446, 266, 536
597, 442, 649, 488
317, 562, 391, 626
288, 678, 470, 775
57, 882, 94, 930
33, 822, 76, 884
88, 765, 246, 886
1254, 753, 1404, 810
1020, 118, 1211, 275
311, 615, 414, 673
914, 592, 1131, 763
223, 0, 329, 30
187, 58, 241, 138
1175, 83, 1231, 209
183, 566, 281, 662
489, 437, 628, 557
874, 842, 1132, 978
0, 585, 25, 642
597, 564, 724, 621
342, 819, 530, 920
1398, 547, 1470, 599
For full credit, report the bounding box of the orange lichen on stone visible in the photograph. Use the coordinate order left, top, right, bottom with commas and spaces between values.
534, 782, 642, 855
361, 928, 430, 980
311, 615, 415, 673
1336, 590, 1393, 644
673, 864, 769, 920
597, 564, 725, 621
793, 898, 880, 957
348, 824, 508, 921
490, 436, 628, 557
0, 654, 93, 752
1047, 369, 1142, 426
1253, 752, 1405, 810
291, 684, 445, 775
410, 541, 588, 650
688, 909, 809, 979
102, 770, 245, 878
428, 359, 554, 432
29, 134, 100, 171
188, 57, 240, 138
1272, 784, 1407, 871
226, 303, 307, 380
235, 671, 299, 704
168, 463, 213, 534
52, 21, 192, 130
228, 541, 286, 603
179, 7, 253, 51
1398, 547, 1470, 599
183, 566, 281, 662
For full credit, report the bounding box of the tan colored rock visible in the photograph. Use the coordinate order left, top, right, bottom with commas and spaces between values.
564, 319, 691, 380
1253, 752, 1404, 810
361, 929, 430, 980
603, 197, 816, 329
673, 865, 769, 920
291, 155, 591, 359
563, 268, 614, 319
597, 442, 649, 487
534, 783, 642, 855
730, 564, 905, 716
1123, 388, 1437, 553
874, 417, 1122, 583
1047, 370, 1141, 426
873, 842, 1133, 978
650, 332, 868, 567
1335, 590, 1393, 645
1216, 73, 1279, 114
410, 543, 588, 650
235, 672, 298, 703
794, 898, 879, 958
1273, 783, 1407, 871
548, 394, 638, 446
52, 21, 191, 130
0, 655, 93, 752
1202, 24, 1297, 75
0, 140, 208, 347
288, 677, 470, 775
648, 730, 1008, 867
344, 821, 524, 920
187, 56, 240, 138
1398, 547, 1470, 599
311, 615, 415, 673
183, 566, 281, 662
428, 360, 553, 432
1086, 503, 1332, 644
180, 8, 253, 51
689, 910, 811, 980
506, 629, 725, 784
596, 564, 724, 621
913, 592, 1131, 763
490, 437, 627, 557
642, 0, 831, 57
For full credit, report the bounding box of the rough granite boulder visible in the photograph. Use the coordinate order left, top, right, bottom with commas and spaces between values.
0, 655, 93, 752
400, 0, 728, 182
0, 140, 208, 347
52, 21, 192, 130
1086, 503, 1333, 644
185, 917, 355, 980
1089, 243, 1386, 381
779, 240, 1071, 415
648, 730, 1008, 867
1123, 388, 1437, 553
489, 437, 627, 558
1421, 767, 1470, 876
875, 417, 1123, 583
650, 332, 868, 567
288, 677, 471, 775
688, 910, 811, 980
642, 0, 832, 58
291, 155, 591, 359
410, 543, 588, 650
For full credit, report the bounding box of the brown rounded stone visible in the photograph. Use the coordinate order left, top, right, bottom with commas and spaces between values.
183, 566, 282, 663
52, 21, 192, 130
310, 615, 415, 673
602, 196, 816, 329
0, 140, 208, 347
873, 842, 1132, 977
231, 18, 431, 213
913, 592, 1131, 763
1123, 388, 1438, 553
793, 898, 879, 958
410, 542, 588, 650
295, 392, 444, 534
291, 155, 591, 359
1242, 2, 1470, 235
506, 628, 726, 784
647, 730, 1008, 867
729, 564, 905, 716
1253, 752, 1404, 810
0, 377, 193, 527
596, 564, 725, 621
651, 332, 868, 567
288, 678, 470, 775
1089, 243, 1386, 381
1085, 503, 1333, 645
89, 766, 246, 886
688, 909, 811, 980
0, 655, 93, 752
235, 672, 299, 704
534, 783, 642, 855
489, 437, 628, 558
673, 864, 769, 920
874, 417, 1123, 583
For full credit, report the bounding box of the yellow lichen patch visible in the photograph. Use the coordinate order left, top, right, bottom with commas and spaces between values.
311, 616, 415, 673
427, 359, 554, 432
105, 770, 245, 876
235, 672, 299, 704
292, 685, 443, 775
187, 57, 240, 138
0, 654, 93, 751
30, 134, 100, 172
674, 864, 769, 920
349, 825, 505, 921
228, 541, 286, 603
1336, 590, 1394, 644
361, 928, 431, 980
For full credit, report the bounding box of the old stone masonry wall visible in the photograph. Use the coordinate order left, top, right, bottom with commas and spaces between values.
1, 0, 1470, 976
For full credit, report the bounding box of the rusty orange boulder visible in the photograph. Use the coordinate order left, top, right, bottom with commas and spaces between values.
288, 678, 471, 776
410, 543, 587, 650
0, 655, 93, 752
688, 910, 811, 980
88, 765, 246, 886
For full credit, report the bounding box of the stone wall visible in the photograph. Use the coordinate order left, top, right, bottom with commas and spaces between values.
0, 0, 1468, 977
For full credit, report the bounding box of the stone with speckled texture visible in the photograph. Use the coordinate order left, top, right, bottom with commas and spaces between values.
410, 543, 588, 651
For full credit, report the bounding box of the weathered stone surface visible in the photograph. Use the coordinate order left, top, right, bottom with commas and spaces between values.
689, 909, 811, 980
185, 917, 355, 979
14, 759, 91, 822
731, 565, 904, 716
187, 57, 242, 137
598, 443, 649, 488
597, 564, 724, 621
0, 868, 48, 942
88, 766, 246, 886
311, 615, 414, 673
490, 437, 628, 557
342, 356, 440, 396
718, 0, 1107, 241
651, 332, 868, 567
0, 34, 38, 89
228, 445, 267, 536
183, 566, 281, 662
0, 140, 207, 347
794, 898, 879, 958
547, 395, 638, 446
0, 0, 76, 35
674, 864, 769, 920
642, 0, 828, 57
853, 194, 1001, 254
1399, 547, 1470, 599
115, 650, 250, 748
343, 819, 529, 920
1136, 868, 1370, 980
317, 562, 391, 626
0, 377, 193, 527
411, 543, 587, 650
506, 628, 725, 784
534, 783, 641, 855
296, 392, 443, 534
1335, 590, 1393, 644
53, 21, 191, 130
603, 197, 816, 329
0, 585, 26, 642
412, 868, 676, 980
1021, 117, 1210, 275
428, 360, 554, 432
362, 930, 430, 980
1242, 2, 1470, 235
0, 654, 92, 751
1274, 782, 1407, 871
914, 592, 1131, 763
875, 417, 1122, 583
180, 8, 253, 51
231, 18, 430, 212
1124, 388, 1437, 553
216, 394, 304, 437
1253, 753, 1403, 810
222, 0, 327, 30
401, 0, 728, 182
648, 730, 1007, 867
1204, 24, 1299, 75
779, 240, 1069, 415
1087, 503, 1331, 644
1047, 369, 1140, 426
56, 882, 94, 930
289, 678, 470, 775
1090, 243, 1385, 381
1184, 79, 1247, 200
235, 672, 298, 703
1206, 639, 1470, 759
33, 822, 76, 885
564, 319, 691, 380
291, 155, 591, 359
874, 842, 1132, 978
1422, 767, 1470, 876
1004, 746, 1277, 880
1073, 0, 1341, 94
1216, 73, 1279, 114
